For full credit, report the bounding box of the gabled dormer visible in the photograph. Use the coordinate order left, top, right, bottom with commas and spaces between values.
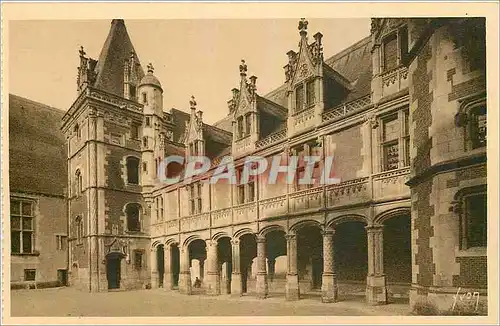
285, 18, 352, 135
230, 60, 260, 156
184, 96, 205, 158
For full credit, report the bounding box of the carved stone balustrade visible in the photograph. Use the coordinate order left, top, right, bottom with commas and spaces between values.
372, 167, 410, 200
289, 186, 323, 212
211, 207, 232, 228
326, 177, 370, 207
258, 195, 288, 220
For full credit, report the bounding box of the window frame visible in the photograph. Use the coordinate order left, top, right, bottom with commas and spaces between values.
379, 107, 410, 172
24, 269, 36, 281
380, 24, 409, 73
126, 156, 140, 185
11, 198, 35, 255
125, 203, 142, 232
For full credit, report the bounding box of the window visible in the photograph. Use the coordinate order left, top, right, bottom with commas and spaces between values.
188, 183, 202, 214
247, 179, 255, 202
306, 80, 315, 107
237, 116, 244, 139
56, 235, 67, 251
11, 199, 34, 254
454, 186, 487, 250
75, 169, 83, 197
160, 196, 164, 221
145, 117, 151, 127
380, 109, 410, 171
75, 216, 83, 244
129, 85, 137, 100
236, 168, 255, 203
469, 105, 487, 150
134, 250, 143, 270
383, 33, 398, 72
237, 183, 245, 205
24, 269, 36, 281
143, 137, 148, 148
126, 203, 141, 232
126, 157, 140, 185
74, 124, 81, 140
156, 197, 160, 221
131, 124, 139, 140
245, 114, 251, 136
142, 92, 148, 105
142, 162, 148, 174
295, 84, 304, 112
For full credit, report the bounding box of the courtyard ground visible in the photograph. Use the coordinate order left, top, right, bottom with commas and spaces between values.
10, 287, 410, 317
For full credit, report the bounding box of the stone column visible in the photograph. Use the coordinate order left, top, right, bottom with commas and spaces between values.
150, 248, 159, 289
231, 239, 243, 296
285, 234, 300, 301
267, 258, 276, 282
199, 259, 205, 281
366, 225, 387, 305
205, 240, 220, 295
321, 229, 338, 303
164, 244, 173, 290
255, 235, 268, 299
178, 246, 192, 295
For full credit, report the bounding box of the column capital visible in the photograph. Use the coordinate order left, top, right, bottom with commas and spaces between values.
321, 229, 335, 236
231, 239, 240, 246
365, 224, 384, 233
285, 234, 297, 241
256, 235, 266, 243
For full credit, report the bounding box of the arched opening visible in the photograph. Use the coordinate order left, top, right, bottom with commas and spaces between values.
106, 252, 124, 290
126, 156, 140, 185
334, 221, 367, 299
297, 225, 323, 293
171, 244, 180, 289
156, 244, 164, 288
383, 213, 411, 301
240, 233, 256, 294
217, 237, 232, 294
125, 203, 141, 232
265, 229, 286, 296
188, 239, 206, 293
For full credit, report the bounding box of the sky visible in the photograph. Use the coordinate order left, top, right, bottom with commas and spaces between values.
9, 19, 370, 124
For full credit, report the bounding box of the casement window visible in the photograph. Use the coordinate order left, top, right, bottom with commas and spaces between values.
134, 250, 143, 270
11, 199, 34, 254
75, 169, 83, 197
75, 216, 83, 244
245, 114, 252, 136
236, 167, 256, 204
452, 185, 487, 250
381, 25, 409, 72
126, 203, 141, 232
24, 269, 36, 281
130, 124, 139, 140
188, 183, 202, 215
126, 157, 140, 185
380, 108, 410, 171
293, 141, 321, 191
306, 80, 316, 107
74, 124, 81, 140
56, 235, 67, 251
295, 84, 304, 113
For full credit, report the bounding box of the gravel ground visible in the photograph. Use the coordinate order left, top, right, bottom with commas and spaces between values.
10, 287, 410, 317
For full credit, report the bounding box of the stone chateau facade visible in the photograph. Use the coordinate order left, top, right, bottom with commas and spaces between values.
60, 18, 487, 311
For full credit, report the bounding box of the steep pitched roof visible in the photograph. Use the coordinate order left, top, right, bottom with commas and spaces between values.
93, 19, 145, 96
9, 94, 67, 196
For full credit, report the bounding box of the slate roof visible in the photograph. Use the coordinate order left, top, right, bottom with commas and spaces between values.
9, 94, 67, 197
93, 19, 145, 97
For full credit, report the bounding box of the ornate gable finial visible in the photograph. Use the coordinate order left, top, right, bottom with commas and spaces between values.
239, 59, 248, 77
189, 95, 197, 110
147, 62, 154, 74
298, 18, 308, 36
79, 46, 86, 58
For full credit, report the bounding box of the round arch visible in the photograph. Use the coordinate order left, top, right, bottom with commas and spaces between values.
233, 228, 255, 240
212, 231, 232, 242
182, 235, 204, 248
327, 214, 367, 228
289, 219, 323, 234
164, 238, 179, 247
373, 207, 411, 225
151, 240, 163, 250
258, 225, 286, 237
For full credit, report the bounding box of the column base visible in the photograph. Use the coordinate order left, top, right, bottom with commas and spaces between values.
321, 273, 338, 303
285, 273, 300, 301
231, 273, 243, 296
163, 272, 172, 290
366, 275, 387, 305
205, 272, 221, 295
178, 271, 192, 295
255, 272, 268, 299
151, 272, 159, 289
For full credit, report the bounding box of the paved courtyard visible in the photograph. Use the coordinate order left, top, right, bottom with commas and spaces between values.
11, 287, 410, 317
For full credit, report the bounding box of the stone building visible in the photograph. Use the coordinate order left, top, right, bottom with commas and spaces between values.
62, 18, 487, 311
9, 94, 68, 288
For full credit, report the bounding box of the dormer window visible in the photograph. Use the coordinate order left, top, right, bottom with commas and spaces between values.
237, 116, 244, 139
245, 114, 251, 136
306, 80, 315, 107
295, 84, 304, 112
381, 25, 409, 72
129, 85, 137, 100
